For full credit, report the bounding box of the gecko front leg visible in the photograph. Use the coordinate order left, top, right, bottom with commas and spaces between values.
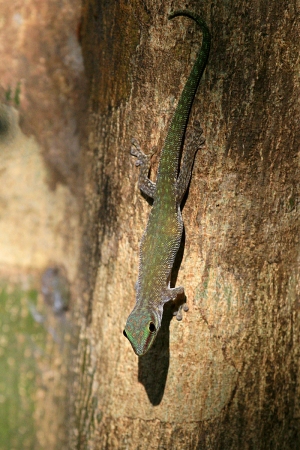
163, 285, 189, 321
130, 139, 156, 198
162, 285, 185, 302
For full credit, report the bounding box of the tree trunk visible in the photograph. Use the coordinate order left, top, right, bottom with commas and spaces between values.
70, 1, 300, 448
0, 1, 83, 449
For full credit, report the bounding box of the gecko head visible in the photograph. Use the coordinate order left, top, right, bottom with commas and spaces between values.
123, 307, 161, 356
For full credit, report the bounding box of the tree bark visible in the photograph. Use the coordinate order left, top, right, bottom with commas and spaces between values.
70, 0, 300, 448
0, 1, 83, 448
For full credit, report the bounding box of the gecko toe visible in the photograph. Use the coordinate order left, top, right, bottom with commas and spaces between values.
176, 311, 183, 321
175, 302, 188, 321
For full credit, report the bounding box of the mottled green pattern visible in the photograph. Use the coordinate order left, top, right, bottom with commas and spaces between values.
0, 285, 45, 449
124, 10, 211, 356
158, 10, 210, 178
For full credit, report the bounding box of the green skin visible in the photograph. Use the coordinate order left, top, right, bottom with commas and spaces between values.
123, 10, 211, 356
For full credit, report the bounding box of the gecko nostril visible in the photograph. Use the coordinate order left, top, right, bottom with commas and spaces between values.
123, 330, 128, 338
149, 322, 156, 333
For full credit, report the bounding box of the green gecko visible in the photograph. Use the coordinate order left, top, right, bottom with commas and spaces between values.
123, 10, 210, 356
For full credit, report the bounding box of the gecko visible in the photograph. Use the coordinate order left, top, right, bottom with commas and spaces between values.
123, 10, 211, 356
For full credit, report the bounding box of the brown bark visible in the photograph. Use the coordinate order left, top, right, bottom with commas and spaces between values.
0, 1, 83, 449
70, 0, 300, 448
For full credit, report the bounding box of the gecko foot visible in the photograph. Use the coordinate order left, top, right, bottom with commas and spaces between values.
130, 139, 148, 166
189, 120, 205, 148
172, 290, 188, 321
130, 138, 156, 198
174, 302, 189, 321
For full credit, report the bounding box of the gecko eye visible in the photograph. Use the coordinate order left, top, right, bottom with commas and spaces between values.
123, 330, 128, 339
148, 322, 156, 333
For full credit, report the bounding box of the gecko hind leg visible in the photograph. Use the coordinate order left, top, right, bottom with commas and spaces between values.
176, 121, 205, 203
131, 139, 156, 199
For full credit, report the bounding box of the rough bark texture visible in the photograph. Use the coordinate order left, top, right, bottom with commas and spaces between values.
70, 0, 300, 448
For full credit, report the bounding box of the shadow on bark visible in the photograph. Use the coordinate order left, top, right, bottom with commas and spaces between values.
137, 228, 186, 405
138, 301, 174, 405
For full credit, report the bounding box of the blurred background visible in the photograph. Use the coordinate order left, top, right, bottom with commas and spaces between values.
0, 1, 86, 448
